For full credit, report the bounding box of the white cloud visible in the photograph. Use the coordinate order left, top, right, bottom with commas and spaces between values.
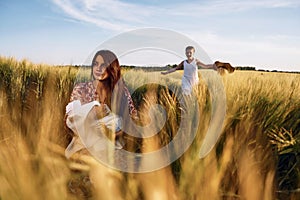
51, 0, 129, 30
51, 0, 300, 31
51, 0, 163, 31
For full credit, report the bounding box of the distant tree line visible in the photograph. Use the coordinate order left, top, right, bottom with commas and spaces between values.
120, 65, 172, 71
235, 66, 256, 71
70, 64, 299, 74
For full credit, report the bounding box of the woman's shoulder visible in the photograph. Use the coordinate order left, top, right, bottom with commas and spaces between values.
71, 81, 94, 95
70, 81, 94, 102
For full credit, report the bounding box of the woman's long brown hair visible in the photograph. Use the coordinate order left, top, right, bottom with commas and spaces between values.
91, 50, 129, 117
91, 50, 121, 91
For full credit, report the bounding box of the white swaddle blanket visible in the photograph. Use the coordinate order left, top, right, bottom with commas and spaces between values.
65, 100, 123, 158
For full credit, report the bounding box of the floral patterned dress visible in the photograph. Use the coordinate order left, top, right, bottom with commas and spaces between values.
69, 81, 136, 115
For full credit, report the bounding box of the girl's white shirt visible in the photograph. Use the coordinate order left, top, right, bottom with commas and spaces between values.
182, 59, 199, 95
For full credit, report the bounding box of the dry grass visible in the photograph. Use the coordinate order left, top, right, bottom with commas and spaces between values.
0, 57, 300, 199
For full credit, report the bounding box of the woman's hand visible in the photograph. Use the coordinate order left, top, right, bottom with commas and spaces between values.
115, 130, 123, 137
94, 104, 109, 119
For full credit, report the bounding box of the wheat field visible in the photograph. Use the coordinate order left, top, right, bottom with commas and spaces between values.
0, 56, 299, 200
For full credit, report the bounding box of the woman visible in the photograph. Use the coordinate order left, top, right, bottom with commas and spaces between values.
65, 50, 137, 158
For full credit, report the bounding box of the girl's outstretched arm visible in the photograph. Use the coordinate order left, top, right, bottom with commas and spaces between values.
161, 61, 184, 75
196, 59, 217, 70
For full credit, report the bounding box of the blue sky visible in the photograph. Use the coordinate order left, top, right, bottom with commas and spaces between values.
1, 0, 300, 71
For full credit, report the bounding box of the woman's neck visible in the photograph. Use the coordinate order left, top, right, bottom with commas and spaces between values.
93, 78, 111, 90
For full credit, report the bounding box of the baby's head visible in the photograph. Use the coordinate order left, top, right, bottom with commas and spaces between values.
185, 46, 195, 59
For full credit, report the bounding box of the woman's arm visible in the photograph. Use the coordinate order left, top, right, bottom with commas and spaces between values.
123, 85, 138, 120
69, 83, 84, 102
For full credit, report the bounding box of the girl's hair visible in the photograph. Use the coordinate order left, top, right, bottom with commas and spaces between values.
91, 50, 121, 90
185, 46, 195, 52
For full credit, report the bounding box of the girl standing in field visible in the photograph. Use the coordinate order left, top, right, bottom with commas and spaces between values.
65, 50, 137, 158
161, 46, 234, 95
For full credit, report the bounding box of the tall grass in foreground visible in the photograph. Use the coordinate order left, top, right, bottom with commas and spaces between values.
0, 56, 300, 199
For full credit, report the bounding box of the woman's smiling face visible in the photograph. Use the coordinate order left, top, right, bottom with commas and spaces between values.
92, 55, 109, 80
